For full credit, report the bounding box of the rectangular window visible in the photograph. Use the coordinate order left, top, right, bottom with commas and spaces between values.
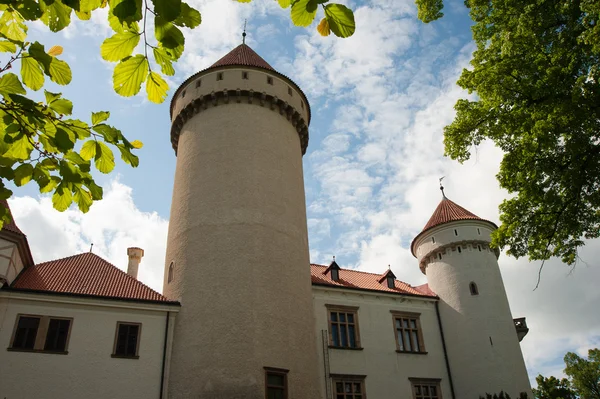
267, 76, 273, 85
332, 375, 366, 399
9, 314, 72, 353
264, 367, 288, 399
196, 79, 202, 88
113, 322, 141, 358
217, 72, 223, 81
327, 305, 360, 349
391, 311, 425, 353
410, 378, 442, 399
242, 71, 249, 79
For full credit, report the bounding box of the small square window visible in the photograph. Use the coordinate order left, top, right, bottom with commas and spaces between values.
432, 237, 435, 243
10, 315, 72, 353
332, 376, 365, 399
113, 322, 141, 358
267, 76, 273, 85
242, 71, 249, 80
181, 90, 186, 98
391, 311, 426, 353
44, 318, 71, 352
11, 316, 40, 350
331, 268, 339, 281
196, 79, 202, 88
288, 87, 293, 96
387, 276, 395, 289
217, 72, 224, 81
327, 305, 360, 349
265, 368, 288, 399
410, 379, 441, 399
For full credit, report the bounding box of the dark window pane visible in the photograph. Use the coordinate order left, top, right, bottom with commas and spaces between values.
340, 326, 348, 347
336, 382, 343, 392
347, 313, 354, 323
337, 396, 344, 399
431, 386, 437, 395
116, 324, 139, 356
331, 324, 339, 346
44, 319, 70, 352
13, 316, 40, 349
339, 313, 346, 322
403, 319, 409, 328
348, 325, 356, 347
353, 383, 361, 393
397, 331, 404, 351
412, 331, 420, 351
267, 374, 284, 387
330, 312, 338, 322
410, 319, 417, 328
404, 331, 412, 351
415, 386, 421, 395
345, 383, 352, 393
395, 319, 401, 329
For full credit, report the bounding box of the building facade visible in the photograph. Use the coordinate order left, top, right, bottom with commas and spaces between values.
0, 44, 531, 399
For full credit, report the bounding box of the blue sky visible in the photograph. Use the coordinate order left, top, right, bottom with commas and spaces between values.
6, 0, 600, 387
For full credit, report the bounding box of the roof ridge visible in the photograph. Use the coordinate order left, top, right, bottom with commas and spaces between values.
311, 263, 413, 286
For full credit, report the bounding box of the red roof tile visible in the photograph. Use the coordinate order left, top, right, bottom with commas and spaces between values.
1, 199, 24, 235
411, 197, 497, 256
211, 44, 275, 71
311, 264, 435, 297
414, 283, 436, 296
12, 252, 173, 303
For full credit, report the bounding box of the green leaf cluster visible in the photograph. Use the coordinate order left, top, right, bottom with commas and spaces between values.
443, 0, 600, 265
534, 348, 599, 399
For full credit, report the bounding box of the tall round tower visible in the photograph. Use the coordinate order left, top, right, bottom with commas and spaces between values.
411, 194, 531, 399
163, 44, 320, 398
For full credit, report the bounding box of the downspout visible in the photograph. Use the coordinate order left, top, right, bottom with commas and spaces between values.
435, 301, 456, 399
159, 311, 170, 399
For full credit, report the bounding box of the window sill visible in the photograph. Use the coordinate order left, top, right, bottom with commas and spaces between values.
7, 348, 68, 355
328, 346, 364, 351
111, 354, 140, 359
396, 350, 428, 355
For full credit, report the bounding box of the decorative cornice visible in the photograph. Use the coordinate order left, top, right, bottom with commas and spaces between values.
419, 239, 500, 274
170, 89, 309, 155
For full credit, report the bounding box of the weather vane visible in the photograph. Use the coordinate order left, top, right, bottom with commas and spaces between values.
439, 176, 446, 198
242, 19, 247, 44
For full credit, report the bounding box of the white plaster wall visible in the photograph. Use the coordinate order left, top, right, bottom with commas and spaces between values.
0, 293, 173, 399
0, 238, 24, 285
417, 221, 532, 398
313, 288, 452, 399
164, 68, 320, 398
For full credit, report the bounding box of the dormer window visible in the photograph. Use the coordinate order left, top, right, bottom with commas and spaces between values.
331, 268, 339, 281
386, 276, 395, 289
379, 267, 396, 289
324, 259, 341, 282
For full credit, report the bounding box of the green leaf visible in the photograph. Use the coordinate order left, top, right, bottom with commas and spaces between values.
93, 124, 120, 143
20, 56, 44, 90
173, 2, 201, 28
0, 9, 28, 42
13, 163, 34, 186
155, 16, 185, 60
4, 133, 34, 160
117, 145, 139, 167
52, 183, 73, 211
86, 180, 103, 200
44, 90, 62, 103
80, 139, 97, 160
40, 0, 72, 32
15, 0, 44, 20
415, 0, 443, 23
73, 185, 93, 212
152, 0, 181, 21
324, 4, 355, 38
55, 127, 75, 151
113, 54, 148, 97
153, 47, 175, 75
0, 40, 17, 53
49, 98, 73, 115
146, 71, 168, 103
108, 13, 139, 33
278, 0, 291, 8
40, 176, 60, 193
91, 111, 110, 125
94, 141, 115, 173
109, 0, 142, 23
0, 73, 26, 95
291, 0, 318, 27
101, 30, 140, 62
48, 58, 72, 85
130, 140, 143, 149
75, 10, 91, 19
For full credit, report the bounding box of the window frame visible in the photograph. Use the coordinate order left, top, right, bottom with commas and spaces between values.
8, 314, 73, 354
168, 261, 174, 283
112, 321, 142, 359
331, 374, 367, 399
326, 304, 362, 350
409, 378, 442, 399
264, 367, 288, 399
390, 310, 426, 354
469, 282, 479, 296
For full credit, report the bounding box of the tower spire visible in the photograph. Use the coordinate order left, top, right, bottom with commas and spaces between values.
242, 19, 247, 44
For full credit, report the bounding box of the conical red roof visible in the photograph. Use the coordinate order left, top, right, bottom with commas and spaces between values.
211, 44, 275, 71
410, 197, 497, 256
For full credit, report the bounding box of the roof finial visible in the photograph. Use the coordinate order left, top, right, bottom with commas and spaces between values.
333, 255, 336, 262
242, 19, 247, 44
89, 243, 94, 253
439, 176, 446, 198
388, 264, 391, 270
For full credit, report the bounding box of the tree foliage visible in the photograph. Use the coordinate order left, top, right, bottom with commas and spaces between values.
0, 0, 356, 228
427, 0, 600, 266
532, 375, 577, 399
564, 348, 600, 399
479, 391, 530, 399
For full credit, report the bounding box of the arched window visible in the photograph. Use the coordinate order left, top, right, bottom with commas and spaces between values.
469, 282, 479, 296
168, 262, 174, 283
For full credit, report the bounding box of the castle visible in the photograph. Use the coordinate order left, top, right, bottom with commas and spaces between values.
0, 44, 531, 399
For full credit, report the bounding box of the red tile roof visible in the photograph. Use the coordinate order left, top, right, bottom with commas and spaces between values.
411, 197, 497, 256
211, 43, 275, 71
310, 264, 436, 298
11, 252, 174, 303
414, 283, 436, 296
1, 199, 24, 235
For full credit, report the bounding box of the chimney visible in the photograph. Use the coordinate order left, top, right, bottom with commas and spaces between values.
127, 247, 144, 279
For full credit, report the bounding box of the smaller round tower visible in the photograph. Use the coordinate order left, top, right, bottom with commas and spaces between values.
411, 194, 531, 399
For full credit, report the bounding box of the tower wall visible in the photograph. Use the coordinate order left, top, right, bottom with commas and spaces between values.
164, 67, 320, 398
414, 221, 531, 398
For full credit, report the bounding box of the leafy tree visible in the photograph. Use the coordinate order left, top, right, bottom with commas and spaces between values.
416, 0, 600, 268
564, 348, 600, 399
479, 391, 530, 399
533, 375, 577, 399
0, 0, 356, 228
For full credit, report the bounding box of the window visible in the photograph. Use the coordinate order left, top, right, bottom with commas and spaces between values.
454, 229, 458, 236
477, 245, 482, 251
469, 282, 479, 296
217, 72, 223, 81
196, 79, 202, 88
331, 268, 339, 281
327, 305, 361, 349
391, 311, 425, 353
477, 228, 481, 235
431, 236, 435, 243
113, 322, 141, 358
457, 246, 462, 254
267, 76, 273, 85
288, 87, 293, 96
242, 71, 249, 80
410, 379, 442, 399
168, 262, 174, 283
300, 101, 304, 109
9, 314, 72, 353
332, 375, 366, 399
264, 367, 288, 399
386, 276, 395, 289
437, 253, 442, 260
182, 90, 186, 98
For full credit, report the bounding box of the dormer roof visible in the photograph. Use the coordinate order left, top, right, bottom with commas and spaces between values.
377, 268, 396, 284
410, 197, 497, 256
0, 199, 34, 269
